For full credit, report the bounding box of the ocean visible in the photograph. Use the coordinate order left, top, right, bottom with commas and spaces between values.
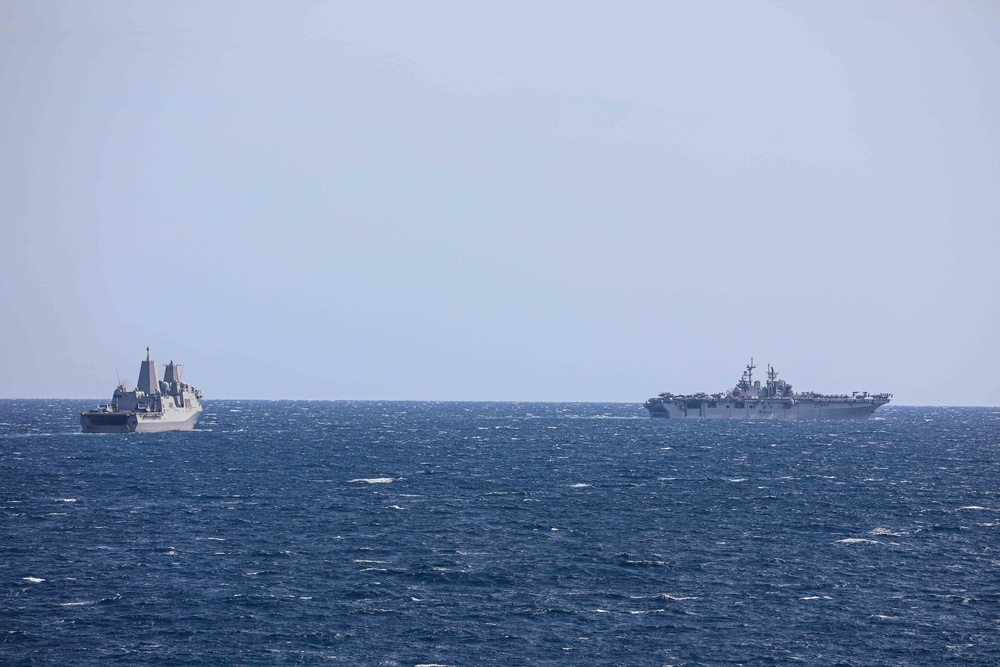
1, 400, 998, 666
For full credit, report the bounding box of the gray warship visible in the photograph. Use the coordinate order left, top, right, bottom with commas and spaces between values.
645, 359, 891, 419
80, 348, 204, 433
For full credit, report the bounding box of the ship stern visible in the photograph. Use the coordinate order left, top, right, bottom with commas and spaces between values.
80, 411, 138, 433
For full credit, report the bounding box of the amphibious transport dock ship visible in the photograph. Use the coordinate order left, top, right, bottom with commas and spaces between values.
645, 359, 890, 419
81, 348, 203, 433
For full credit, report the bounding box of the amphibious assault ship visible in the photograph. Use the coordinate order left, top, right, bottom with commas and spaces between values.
645, 359, 890, 419
80, 348, 203, 433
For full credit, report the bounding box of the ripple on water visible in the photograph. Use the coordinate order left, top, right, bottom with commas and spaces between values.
2, 401, 999, 666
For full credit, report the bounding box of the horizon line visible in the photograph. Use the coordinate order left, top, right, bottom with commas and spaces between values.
0, 397, 997, 408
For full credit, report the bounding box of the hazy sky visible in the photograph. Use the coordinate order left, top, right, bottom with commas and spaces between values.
2, 1, 998, 404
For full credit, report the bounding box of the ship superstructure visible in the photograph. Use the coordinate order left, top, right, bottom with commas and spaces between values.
80, 348, 204, 433
644, 359, 890, 419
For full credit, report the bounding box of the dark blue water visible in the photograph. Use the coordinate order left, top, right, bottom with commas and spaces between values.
2, 401, 998, 666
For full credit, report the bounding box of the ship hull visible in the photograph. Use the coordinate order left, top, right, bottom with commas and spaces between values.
645, 399, 887, 420
80, 409, 201, 433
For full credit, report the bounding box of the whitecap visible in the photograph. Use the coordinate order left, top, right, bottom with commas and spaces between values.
800, 596, 832, 600
387, 505, 405, 510
58, 601, 93, 606
570, 483, 591, 488
837, 538, 880, 544
958, 506, 994, 511
349, 477, 396, 484
22, 577, 44, 583
57, 498, 77, 503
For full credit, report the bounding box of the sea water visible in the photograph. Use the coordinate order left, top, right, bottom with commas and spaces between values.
2, 400, 998, 666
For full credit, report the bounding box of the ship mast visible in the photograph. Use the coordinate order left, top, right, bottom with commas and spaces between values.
746, 358, 756, 388
136, 346, 159, 395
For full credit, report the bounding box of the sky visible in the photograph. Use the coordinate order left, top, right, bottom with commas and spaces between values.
2, 1, 999, 404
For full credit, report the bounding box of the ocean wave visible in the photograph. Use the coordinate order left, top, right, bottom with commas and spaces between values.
5, 400, 999, 665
